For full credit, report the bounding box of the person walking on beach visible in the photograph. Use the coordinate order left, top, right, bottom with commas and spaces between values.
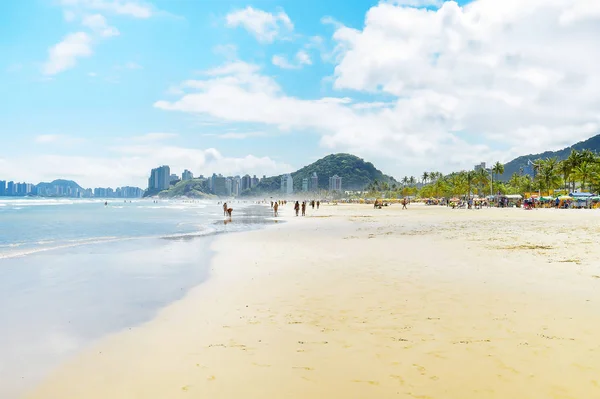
274, 201, 279, 217
311, 200, 315, 210
316, 201, 320, 210
223, 202, 228, 216
301, 201, 306, 216
402, 198, 407, 209
294, 201, 300, 216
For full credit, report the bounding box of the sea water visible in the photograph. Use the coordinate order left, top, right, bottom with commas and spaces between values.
0, 198, 274, 398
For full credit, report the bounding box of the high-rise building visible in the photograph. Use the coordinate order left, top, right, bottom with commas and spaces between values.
213, 175, 227, 196
251, 175, 260, 188
0, 181, 6, 196
232, 176, 241, 196
170, 174, 179, 183
310, 172, 318, 191
474, 162, 486, 171
182, 169, 194, 181
225, 178, 233, 196
148, 166, 171, 190
281, 174, 293, 195
7, 181, 15, 196
241, 174, 252, 191
302, 178, 309, 192
329, 175, 342, 192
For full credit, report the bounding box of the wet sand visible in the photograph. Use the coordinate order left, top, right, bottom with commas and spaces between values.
26, 203, 600, 398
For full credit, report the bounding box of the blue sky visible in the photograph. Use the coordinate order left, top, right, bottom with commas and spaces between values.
1, 0, 599, 187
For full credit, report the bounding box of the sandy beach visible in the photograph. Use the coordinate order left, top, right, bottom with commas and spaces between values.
26, 203, 600, 398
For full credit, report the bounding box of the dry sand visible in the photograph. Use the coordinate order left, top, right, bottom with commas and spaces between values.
26, 203, 600, 398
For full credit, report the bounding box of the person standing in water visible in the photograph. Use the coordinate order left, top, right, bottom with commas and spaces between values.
223, 202, 228, 216
301, 201, 306, 216
274, 201, 279, 217
294, 201, 300, 216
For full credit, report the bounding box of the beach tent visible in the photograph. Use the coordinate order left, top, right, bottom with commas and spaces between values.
570, 192, 593, 198
503, 194, 522, 199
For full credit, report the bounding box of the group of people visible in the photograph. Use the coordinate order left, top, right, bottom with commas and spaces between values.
293, 200, 320, 216
269, 199, 320, 217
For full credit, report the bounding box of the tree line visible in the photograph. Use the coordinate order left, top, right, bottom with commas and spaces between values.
362, 149, 600, 198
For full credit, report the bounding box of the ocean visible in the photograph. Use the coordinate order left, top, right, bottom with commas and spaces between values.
0, 198, 274, 398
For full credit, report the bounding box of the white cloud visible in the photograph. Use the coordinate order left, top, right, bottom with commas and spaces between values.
82, 14, 120, 37
1, 139, 289, 187
226, 6, 293, 43
206, 132, 269, 140
295, 50, 312, 65
42, 32, 93, 75
271, 55, 296, 69
35, 134, 64, 144
272, 50, 313, 70
386, 0, 442, 7
213, 44, 238, 60
60, 0, 153, 18
155, 0, 600, 179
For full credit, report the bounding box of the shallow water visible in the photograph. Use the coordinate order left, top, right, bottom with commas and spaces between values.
0, 199, 276, 398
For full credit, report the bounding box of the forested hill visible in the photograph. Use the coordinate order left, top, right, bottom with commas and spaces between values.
501, 134, 600, 180
246, 153, 397, 194
291, 153, 397, 191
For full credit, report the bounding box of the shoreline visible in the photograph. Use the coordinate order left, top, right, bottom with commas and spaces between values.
1, 204, 276, 399
25, 203, 600, 398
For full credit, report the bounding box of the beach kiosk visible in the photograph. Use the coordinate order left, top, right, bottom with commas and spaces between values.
570, 192, 593, 208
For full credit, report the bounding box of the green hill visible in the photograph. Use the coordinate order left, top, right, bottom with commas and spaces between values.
291, 153, 396, 191
500, 134, 600, 180
146, 179, 216, 199
245, 153, 397, 195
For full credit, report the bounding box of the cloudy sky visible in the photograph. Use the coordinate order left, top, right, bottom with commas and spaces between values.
2, 0, 600, 188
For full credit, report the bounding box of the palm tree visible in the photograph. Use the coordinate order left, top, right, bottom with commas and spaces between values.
508, 172, 521, 193
567, 150, 583, 191
492, 161, 504, 182
476, 168, 489, 196
558, 159, 572, 192
409, 176, 416, 187
465, 170, 476, 199
402, 176, 409, 187
422, 172, 429, 185
536, 157, 560, 194
573, 162, 594, 192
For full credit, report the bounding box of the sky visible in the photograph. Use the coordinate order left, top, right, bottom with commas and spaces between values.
2, 0, 600, 188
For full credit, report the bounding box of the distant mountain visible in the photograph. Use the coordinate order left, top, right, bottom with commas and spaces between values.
246, 153, 397, 195
501, 134, 600, 180
36, 179, 83, 191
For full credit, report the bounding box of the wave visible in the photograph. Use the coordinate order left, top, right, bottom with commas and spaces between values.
0, 229, 220, 260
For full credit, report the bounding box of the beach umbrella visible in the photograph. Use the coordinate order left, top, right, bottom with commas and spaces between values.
558, 195, 572, 200
589, 196, 600, 201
